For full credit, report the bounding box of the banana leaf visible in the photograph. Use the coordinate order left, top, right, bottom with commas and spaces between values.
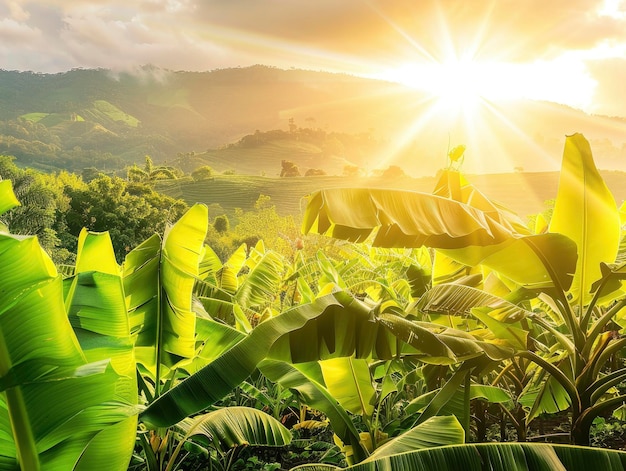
0, 180, 19, 218
416, 283, 533, 322
266, 292, 398, 362
141, 291, 362, 427
550, 133, 620, 304
122, 204, 208, 376
363, 416, 464, 461
259, 359, 369, 463
319, 357, 375, 417
303, 188, 576, 290
177, 406, 291, 452
377, 314, 513, 364
302, 188, 515, 248
289, 443, 626, 471
0, 230, 134, 470
64, 230, 138, 470
236, 249, 284, 309
406, 383, 512, 418
432, 169, 529, 234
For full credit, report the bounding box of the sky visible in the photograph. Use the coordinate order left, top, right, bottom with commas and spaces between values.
2, 0, 626, 117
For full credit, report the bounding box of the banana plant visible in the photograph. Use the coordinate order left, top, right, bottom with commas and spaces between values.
0, 180, 137, 470
302, 133, 626, 446
122, 203, 208, 397
195, 240, 285, 330
168, 406, 292, 471
289, 442, 626, 471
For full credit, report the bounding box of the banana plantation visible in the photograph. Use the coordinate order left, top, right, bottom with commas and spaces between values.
3, 133, 626, 470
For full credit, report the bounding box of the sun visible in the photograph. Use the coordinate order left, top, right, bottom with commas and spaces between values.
372, 55, 596, 116
373, 58, 517, 116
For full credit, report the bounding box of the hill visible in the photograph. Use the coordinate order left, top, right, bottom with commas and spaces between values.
155, 170, 626, 221
1, 66, 626, 175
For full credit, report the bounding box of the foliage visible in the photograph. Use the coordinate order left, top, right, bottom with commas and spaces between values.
281, 160, 301, 178
0, 181, 137, 470
290, 443, 626, 470
64, 175, 188, 261
6, 127, 626, 471
127, 156, 180, 183
205, 195, 301, 261
302, 133, 626, 448
191, 165, 214, 180
214, 214, 231, 233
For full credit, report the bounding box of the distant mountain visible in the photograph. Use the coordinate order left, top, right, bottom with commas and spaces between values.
0, 66, 625, 175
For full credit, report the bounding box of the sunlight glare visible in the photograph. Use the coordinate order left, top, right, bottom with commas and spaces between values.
372, 56, 596, 113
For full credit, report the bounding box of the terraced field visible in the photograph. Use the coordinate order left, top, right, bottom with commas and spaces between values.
156, 171, 626, 222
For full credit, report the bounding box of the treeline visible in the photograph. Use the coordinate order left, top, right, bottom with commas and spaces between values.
233, 120, 384, 161
0, 155, 300, 264
0, 118, 178, 172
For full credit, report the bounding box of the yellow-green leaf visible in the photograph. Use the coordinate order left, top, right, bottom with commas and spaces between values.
320, 357, 375, 417
549, 133, 620, 304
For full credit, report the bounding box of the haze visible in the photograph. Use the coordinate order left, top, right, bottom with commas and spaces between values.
2, 0, 626, 117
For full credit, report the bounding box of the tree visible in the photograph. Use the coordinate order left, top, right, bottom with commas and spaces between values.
64, 175, 188, 261
382, 165, 406, 178
343, 164, 362, 177
280, 160, 301, 177
0, 155, 66, 259
302, 133, 626, 447
305, 168, 327, 176
127, 155, 179, 183
213, 214, 230, 233
191, 165, 214, 181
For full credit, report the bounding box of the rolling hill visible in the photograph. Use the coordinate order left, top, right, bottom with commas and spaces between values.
0, 66, 625, 176
155, 170, 626, 222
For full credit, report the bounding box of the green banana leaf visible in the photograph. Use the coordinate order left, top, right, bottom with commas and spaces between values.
417, 282, 533, 322
302, 188, 515, 248
319, 357, 376, 417
140, 291, 361, 427
74, 229, 119, 276
377, 314, 513, 364
196, 241, 284, 325
198, 244, 222, 284
236, 248, 284, 309
259, 359, 369, 463
266, 292, 398, 362
216, 243, 247, 294
177, 406, 291, 452
363, 416, 464, 461
122, 204, 208, 376
550, 133, 621, 304
0, 180, 19, 219
302, 188, 577, 290
416, 283, 531, 349
406, 382, 512, 418
182, 316, 246, 374
0, 230, 134, 470
64, 230, 138, 471
432, 169, 529, 234
291, 443, 626, 471
439, 233, 577, 290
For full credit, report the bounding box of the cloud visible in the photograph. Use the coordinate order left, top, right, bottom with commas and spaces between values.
587, 57, 626, 116
184, 0, 626, 64
0, 0, 625, 115
4, 0, 626, 71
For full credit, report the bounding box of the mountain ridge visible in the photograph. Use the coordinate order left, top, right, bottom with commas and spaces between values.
0, 66, 625, 176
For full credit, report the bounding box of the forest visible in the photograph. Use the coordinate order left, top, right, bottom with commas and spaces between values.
2, 132, 626, 470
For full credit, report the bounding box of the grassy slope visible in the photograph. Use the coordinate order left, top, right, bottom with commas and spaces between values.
155, 171, 626, 221
157, 172, 626, 221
